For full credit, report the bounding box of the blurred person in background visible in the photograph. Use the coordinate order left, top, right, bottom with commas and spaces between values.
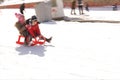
71, 0, 76, 15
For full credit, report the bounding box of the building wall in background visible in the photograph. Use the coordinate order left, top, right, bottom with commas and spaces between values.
1, 0, 120, 8
63, 0, 120, 7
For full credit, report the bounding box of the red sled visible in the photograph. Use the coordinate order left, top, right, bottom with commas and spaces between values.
16, 35, 46, 46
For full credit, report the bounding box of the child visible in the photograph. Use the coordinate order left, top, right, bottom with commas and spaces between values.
26, 15, 52, 43
15, 13, 31, 45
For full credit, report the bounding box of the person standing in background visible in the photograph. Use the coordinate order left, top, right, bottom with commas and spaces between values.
85, 2, 89, 12
112, 3, 118, 11
71, 0, 76, 15
77, 0, 84, 15
19, 3, 25, 15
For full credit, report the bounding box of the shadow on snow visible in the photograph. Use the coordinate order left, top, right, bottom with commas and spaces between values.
15, 45, 46, 57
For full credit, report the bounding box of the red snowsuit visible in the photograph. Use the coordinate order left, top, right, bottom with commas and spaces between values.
26, 23, 41, 38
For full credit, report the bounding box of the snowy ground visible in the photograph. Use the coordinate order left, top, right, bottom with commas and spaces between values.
65, 6, 120, 21
0, 8, 120, 80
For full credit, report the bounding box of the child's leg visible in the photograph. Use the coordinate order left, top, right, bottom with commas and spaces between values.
39, 35, 52, 43
22, 30, 31, 45
27, 28, 36, 38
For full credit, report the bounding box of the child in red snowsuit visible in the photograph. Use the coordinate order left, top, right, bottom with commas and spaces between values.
26, 15, 52, 43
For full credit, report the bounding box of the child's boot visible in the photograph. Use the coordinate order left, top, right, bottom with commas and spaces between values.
46, 37, 52, 43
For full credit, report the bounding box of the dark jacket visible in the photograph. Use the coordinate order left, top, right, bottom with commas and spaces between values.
19, 3, 25, 14
71, 0, 76, 9
78, 0, 82, 4
15, 21, 26, 34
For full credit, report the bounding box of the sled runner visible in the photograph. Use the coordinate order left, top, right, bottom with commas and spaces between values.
16, 35, 46, 46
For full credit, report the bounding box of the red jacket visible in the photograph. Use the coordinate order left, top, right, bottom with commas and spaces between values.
26, 23, 41, 37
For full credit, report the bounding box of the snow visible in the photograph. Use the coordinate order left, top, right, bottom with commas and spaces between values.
64, 7, 120, 21
0, 7, 120, 80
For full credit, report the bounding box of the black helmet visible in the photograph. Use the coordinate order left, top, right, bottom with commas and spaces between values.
31, 15, 37, 21
26, 18, 31, 24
